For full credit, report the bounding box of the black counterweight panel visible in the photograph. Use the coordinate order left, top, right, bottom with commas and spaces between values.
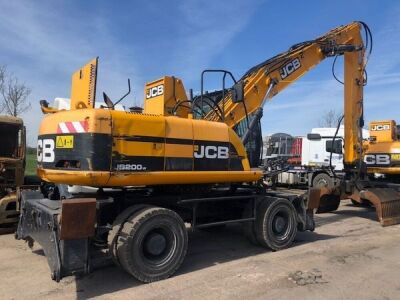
165, 157, 193, 171
38, 133, 245, 173
38, 133, 112, 171
229, 157, 244, 171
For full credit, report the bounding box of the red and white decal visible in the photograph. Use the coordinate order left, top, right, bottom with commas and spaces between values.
57, 121, 88, 133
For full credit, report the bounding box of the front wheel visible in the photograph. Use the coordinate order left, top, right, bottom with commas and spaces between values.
117, 207, 188, 283
255, 198, 297, 251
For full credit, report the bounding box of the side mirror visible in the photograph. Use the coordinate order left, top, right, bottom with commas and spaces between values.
307, 133, 321, 140
102, 92, 114, 109
231, 81, 244, 103
40, 100, 49, 108
39, 99, 59, 114
326, 139, 343, 154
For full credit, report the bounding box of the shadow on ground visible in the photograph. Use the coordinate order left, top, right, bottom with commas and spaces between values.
74, 222, 338, 299
315, 204, 377, 227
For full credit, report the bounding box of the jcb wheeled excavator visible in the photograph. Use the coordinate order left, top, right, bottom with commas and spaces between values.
17, 21, 400, 283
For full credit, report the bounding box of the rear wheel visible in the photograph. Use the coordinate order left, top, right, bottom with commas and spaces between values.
108, 204, 152, 267
117, 207, 188, 283
255, 198, 297, 251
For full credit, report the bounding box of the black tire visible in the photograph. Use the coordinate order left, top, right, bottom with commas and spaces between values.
255, 198, 297, 251
108, 204, 152, 267
312, 173, 334, 189
242, 201, 260, 246
117, 207, 188, 283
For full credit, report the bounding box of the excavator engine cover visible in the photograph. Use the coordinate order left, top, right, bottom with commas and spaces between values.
359, 188, 400, 226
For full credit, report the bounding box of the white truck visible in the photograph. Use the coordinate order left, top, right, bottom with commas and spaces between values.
264, 126, 369, 188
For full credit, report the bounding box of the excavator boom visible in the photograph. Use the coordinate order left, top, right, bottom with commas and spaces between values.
203, 22, 365, 167
200, 21, 400, 225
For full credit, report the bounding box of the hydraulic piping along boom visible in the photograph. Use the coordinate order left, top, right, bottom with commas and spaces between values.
204, 22, 366, 167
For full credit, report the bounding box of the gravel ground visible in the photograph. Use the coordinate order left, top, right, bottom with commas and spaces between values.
1, 199, 400, 300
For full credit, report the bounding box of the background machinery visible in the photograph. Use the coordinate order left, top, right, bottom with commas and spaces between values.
17, 21, 400, 283
263, 126, 370, 188
364, 120, 400, 181
0, 115, 26, 229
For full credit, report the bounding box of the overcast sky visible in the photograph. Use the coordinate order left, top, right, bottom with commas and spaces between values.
1, 0, 400, 146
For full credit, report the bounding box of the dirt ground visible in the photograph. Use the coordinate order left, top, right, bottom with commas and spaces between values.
1, 200, 400, 300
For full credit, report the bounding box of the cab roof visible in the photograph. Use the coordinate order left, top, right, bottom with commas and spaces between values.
0, 115, 23, 125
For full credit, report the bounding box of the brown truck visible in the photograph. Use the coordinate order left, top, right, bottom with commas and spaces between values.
0, 115, 26, 228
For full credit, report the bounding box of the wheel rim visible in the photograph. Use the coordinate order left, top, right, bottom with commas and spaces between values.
271, 210, 290, 240
316, 178, 328, 187
144, 232, 167, 256
140, 226, 177, 267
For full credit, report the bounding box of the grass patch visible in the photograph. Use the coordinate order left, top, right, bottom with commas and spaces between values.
25, 153, 37, 176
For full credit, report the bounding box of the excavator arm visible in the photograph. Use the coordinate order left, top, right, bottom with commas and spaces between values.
203, 22, 400, 225
204, 22, 366, 166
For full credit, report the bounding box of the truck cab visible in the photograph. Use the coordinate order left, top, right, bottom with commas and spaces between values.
302, 127, 346, 171
264, 126, 369, 188
0, 115, 25, 226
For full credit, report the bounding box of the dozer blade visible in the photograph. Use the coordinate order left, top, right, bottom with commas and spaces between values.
359, 188, 400, 226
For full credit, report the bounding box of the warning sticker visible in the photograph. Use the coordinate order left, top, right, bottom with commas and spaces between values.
56, 135, 74, 149
392, 154, 400, 161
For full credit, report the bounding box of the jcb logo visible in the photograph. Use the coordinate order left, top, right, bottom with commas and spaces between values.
146, 84, 164, 99
370, 124, 390, 131
364, 154, 390, 165
280, 58, 301, 79
194, 145, 229, 159
37, 139, 55, 163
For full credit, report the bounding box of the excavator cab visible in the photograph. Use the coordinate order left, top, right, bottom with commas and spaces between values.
192, 69, 263, 167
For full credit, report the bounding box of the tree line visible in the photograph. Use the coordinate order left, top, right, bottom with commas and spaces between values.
0, 66, 31, 117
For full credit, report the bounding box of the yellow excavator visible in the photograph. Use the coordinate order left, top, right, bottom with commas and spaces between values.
365, 120, 400, 179
16, 21, 400, 283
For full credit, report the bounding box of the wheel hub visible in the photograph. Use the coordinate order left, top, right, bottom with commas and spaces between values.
273, 215, 287, 234
144, 232, 167, 256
